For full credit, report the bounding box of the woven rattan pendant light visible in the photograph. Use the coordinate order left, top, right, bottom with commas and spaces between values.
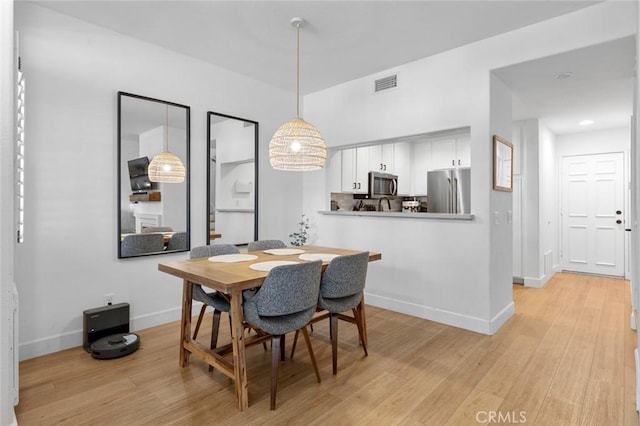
269, 17, 327, 171
149, 105, 185, 183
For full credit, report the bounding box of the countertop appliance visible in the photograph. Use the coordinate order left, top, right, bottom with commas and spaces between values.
368, 171, 398, 198
427, 168, 471, 214
402, 200, 419, 213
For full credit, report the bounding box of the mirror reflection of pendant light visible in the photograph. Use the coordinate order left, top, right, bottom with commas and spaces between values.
269, 17, 327, 171
149, 105, 185, 183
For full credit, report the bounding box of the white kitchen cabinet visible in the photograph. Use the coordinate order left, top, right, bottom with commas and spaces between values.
393, 142, 411, 194
369, 144, 395, 173
430, 136, 470, 170
430, 138, 456, 169
341, 147, 369, 193
412, 141, 431, 195
456, 135, 471, 167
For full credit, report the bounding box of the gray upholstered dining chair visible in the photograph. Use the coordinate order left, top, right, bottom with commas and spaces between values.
247, 239, 286, 252
120, 233, 164, 256
291, 251, 370, 375
190, 244, 239, 364
141, 226, 173, 233
166, 232, 187, 251
243, 260, 323, 410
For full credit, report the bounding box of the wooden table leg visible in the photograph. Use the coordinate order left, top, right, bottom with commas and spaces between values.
229, 289, 249, 410
179, 279, 193, 367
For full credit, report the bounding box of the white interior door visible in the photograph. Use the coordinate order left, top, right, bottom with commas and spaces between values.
561, 152, 625, 276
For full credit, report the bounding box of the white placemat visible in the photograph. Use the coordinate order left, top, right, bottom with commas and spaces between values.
263, 248, 306, 255
298, 253, 340, 262
249, 260, 299, 272
208, 254, 258, 263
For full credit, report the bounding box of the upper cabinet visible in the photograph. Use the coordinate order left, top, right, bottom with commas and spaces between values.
337, 130, 470, 196
341, 143, 411, 193
393, 142, 411, 194
430, 136, 470, 170
341, 146, 369, 193
368, 144, 395, 173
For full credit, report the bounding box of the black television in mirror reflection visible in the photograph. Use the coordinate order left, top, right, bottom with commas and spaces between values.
127, 156, 154, 193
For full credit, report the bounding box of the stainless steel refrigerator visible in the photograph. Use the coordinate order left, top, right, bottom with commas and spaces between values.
427, 168, 471, 214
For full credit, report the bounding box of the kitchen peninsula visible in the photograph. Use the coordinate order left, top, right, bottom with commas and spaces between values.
319, 210, 474, 220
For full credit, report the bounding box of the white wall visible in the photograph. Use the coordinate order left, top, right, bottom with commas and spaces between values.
555, 126, 631, 158
539, 122, 558, 278
14, 3, 298, 359
510, 119, 557, 288
489, 73, 514, 325
1, 0, 17, 423
303, 1, 635, 334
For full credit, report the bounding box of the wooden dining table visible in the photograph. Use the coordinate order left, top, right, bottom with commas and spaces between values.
158, 245, 381, 411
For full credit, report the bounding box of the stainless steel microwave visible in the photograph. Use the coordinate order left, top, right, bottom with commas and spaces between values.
368, 172, 398, 198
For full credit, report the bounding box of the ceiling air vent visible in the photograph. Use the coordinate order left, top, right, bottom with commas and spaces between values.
375, 74, 397, 92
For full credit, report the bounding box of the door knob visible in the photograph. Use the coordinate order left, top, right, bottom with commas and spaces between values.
616, 210, 622, 215
616, 219, 622, 224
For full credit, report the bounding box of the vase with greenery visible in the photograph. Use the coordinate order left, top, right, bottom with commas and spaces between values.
290, 214, 310, 246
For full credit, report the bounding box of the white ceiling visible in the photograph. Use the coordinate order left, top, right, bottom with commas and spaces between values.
494, 36, 635, 135
33, 0, 634, 135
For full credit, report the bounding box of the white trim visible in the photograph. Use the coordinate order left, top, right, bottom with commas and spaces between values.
18, 302, 205, 361
364, 292, 514, 335
523, 271, 554, 288
489, 301, 516, 334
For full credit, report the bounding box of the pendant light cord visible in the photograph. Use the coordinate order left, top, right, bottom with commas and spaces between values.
165, 105, 169, 151
296, 22, 300, 118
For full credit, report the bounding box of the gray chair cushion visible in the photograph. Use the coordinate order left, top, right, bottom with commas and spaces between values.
317, 251, 369, 313
244, 260, 322, 336
191, 244, 239, 258
192, 284, 230, 312
166, 232, 187, 251
247, 240, 286, 252
190, 244, 241, 312
120, 233, 164, 256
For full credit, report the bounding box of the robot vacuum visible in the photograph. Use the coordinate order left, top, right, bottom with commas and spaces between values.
90, 333, 140, 359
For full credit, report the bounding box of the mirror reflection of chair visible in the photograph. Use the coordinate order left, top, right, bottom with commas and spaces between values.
190, 244, 239, 370
291, 251, 370, 375
141, 226, 173, 233
120, 233, 164, 257
243, 260, 323, 410
166, 232, 187, 251
247, 240, 286, 252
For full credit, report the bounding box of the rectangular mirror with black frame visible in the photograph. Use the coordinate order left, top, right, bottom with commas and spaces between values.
207, 111, 258, 246
118, 92, 190, 258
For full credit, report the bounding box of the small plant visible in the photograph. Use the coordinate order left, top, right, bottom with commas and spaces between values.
290, 214, 310, 246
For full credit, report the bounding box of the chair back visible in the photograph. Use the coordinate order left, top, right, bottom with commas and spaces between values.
190, 244, 239, 259
320, 252, 369, 299
166, 232, 187, 251
244, 260, 322, 335
256, 261, 322, 316
247, 240, 286, 252
121, 233, 164, 256
141, 226, 173, 233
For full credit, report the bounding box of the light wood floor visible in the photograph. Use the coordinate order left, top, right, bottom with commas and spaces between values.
15, 273, 639, 425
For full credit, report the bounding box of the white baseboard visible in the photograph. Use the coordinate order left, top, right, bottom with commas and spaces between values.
364, 293, 514, 335
524, 271, 555, 288
490, 302, 515, 334
18, 303, 204, 361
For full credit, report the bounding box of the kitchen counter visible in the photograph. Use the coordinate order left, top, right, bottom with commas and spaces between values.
318, 210, 474, 220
